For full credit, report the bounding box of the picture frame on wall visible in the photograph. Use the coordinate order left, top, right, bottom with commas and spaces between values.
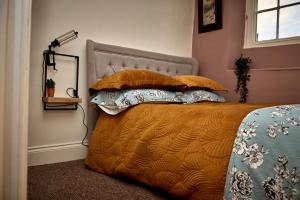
198, 0, 222, 33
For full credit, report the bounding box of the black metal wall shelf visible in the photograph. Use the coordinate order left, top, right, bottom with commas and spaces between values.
42, 51, 80, 110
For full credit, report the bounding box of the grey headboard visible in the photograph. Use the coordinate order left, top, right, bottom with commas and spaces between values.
86, 40, 199, 136
86, 40, 199, 87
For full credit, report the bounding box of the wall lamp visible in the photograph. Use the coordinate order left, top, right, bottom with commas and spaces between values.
45, 30, 79, 70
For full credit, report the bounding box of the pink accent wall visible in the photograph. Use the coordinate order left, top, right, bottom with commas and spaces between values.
192, 0, 300, 103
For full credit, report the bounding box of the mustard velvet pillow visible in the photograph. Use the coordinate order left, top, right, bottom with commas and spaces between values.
174, 75, 227, 91
90, 70, 185, 93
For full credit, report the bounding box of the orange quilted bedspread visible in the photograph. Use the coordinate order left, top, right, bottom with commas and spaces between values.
85, 103, 266, 199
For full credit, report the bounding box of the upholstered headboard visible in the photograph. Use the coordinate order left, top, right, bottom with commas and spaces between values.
86, 40, 199, 135
86, 40, 199, 87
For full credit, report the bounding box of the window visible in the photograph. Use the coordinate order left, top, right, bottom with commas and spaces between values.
244, 0, 300, 48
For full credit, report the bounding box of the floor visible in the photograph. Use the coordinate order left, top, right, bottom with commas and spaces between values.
28, 159, 179, 200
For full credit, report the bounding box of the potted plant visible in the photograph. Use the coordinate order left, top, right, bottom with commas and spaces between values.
234, 55, 251, 103
46, 78, 55, 97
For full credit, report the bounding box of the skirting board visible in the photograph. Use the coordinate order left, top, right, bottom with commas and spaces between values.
28, 141, 88, 166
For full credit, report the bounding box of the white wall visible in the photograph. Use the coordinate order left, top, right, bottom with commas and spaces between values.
29, 0, 195, 166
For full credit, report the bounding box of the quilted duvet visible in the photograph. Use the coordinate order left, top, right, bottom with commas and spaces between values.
85, 103, 266, 199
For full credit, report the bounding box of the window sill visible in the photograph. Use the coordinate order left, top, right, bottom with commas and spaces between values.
244, 36, 300, 49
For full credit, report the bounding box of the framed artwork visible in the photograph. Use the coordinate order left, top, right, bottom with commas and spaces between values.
198, 0, 222, 33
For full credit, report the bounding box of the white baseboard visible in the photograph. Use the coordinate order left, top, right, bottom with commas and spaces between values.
28, 141, 88, 166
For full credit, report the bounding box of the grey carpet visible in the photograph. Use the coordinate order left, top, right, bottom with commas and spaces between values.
28, 159, 179, 200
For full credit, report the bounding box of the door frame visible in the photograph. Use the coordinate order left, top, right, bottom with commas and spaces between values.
0, 0, 32, 199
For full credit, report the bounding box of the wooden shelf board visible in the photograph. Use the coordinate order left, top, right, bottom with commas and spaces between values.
42, 97, 82, 104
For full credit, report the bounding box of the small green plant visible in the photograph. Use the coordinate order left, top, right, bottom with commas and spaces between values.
234, 55, 251, 103
46, 78, 55, 88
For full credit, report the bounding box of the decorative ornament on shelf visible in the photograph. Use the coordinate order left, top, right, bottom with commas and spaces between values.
234, 55, 251, 103
46, 78, 56, 97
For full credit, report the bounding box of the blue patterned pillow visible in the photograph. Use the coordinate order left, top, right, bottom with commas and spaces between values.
182, 90, 225, 104
90, 89, 182, 115
91, 89, 225, 115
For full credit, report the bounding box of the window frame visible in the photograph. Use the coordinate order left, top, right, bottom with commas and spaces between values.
244, 0, 300, 48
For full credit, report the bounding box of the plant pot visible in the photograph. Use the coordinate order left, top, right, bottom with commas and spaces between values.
47, 88, 55, 97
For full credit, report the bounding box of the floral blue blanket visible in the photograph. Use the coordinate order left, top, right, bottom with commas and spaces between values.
224, 104, 300, 200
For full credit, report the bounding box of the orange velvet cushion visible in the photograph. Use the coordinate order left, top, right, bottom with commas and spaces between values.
90, 70, 185, 93
174, 75, 227, 91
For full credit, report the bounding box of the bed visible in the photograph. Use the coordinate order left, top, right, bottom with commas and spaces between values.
85, 40, 300, 200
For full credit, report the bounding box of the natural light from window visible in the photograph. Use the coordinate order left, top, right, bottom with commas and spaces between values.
256, 0, 300, 42
258, 0, 277, 10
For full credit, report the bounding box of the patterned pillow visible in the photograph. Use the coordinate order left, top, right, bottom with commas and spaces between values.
90, 89, 183, 115
181, 90, 225, 104
90, 89, 225, 115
